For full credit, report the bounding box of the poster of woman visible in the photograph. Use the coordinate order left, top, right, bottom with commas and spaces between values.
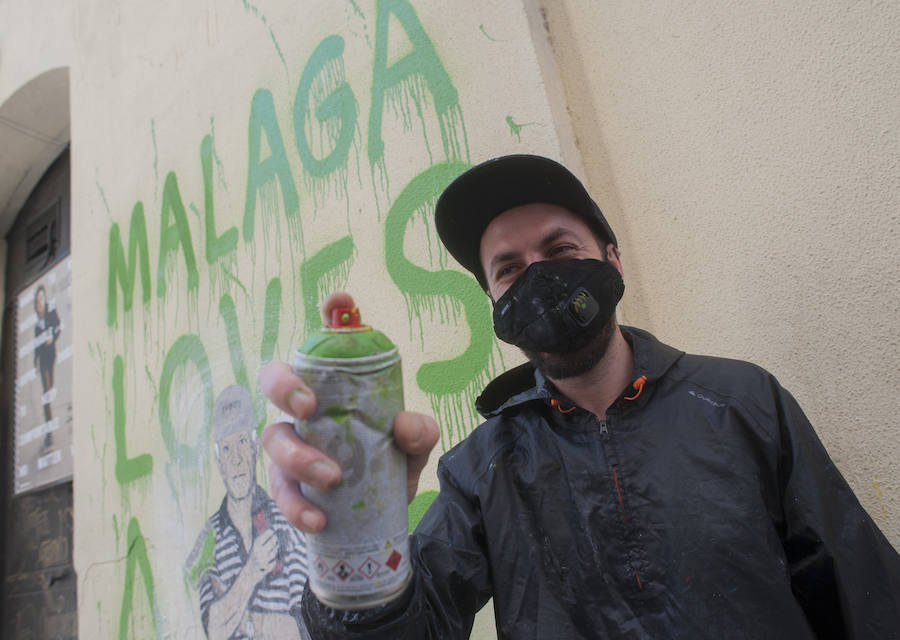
14, 255, 74, 494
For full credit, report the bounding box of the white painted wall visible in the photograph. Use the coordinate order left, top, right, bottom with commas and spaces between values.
548, 0, 900, 546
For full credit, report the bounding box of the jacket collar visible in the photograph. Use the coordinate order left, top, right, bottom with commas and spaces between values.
475, 326, 684, 418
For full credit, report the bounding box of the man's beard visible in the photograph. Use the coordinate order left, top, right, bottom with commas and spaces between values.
522, 316, 618, 380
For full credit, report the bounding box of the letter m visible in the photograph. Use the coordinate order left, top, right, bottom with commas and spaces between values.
107, 201, 152, 327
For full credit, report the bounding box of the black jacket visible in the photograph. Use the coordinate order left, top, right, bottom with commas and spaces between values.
304, 327, 900, 639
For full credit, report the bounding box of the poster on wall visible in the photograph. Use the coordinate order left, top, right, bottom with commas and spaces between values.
14, 255, 74, 494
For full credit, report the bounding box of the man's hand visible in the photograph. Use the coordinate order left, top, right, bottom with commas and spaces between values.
260, 292, 440, 533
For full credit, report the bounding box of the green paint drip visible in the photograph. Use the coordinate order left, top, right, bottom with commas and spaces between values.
348, 0, 365, 20
367, 0, 467, 198
261, 278, 283, 367
144, 365, 158, 410
352, 500, 365, 510
202, 128, 240, 303
151, 119, 159, 195
479, 24, 503, 42
408, 489, 438, 533
241, 0, 289, 82
158, 334, 213, 466
107, 201, 152, 327
385, 163, 498, 450
295, 35, 358, 214
220, 294, 251, 391
157, 172, 200, 299
96, 177, 113, 223
243, 89, 301, 248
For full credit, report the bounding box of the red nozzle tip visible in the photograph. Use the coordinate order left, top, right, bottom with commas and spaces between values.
329, 307, 363, 328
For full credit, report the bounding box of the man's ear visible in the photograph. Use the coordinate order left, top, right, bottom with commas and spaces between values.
606, 244, 624, 278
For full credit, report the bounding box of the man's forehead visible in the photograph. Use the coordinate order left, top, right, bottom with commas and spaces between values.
480, 204, 593, 256
221, 429, 253, 444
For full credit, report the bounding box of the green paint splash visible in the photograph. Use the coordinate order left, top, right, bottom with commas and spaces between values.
479, 24, 503, 42
506, 115, 541, 142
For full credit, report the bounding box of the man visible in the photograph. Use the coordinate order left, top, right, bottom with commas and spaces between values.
188, 384, 310, 640
260, 155, 900, 639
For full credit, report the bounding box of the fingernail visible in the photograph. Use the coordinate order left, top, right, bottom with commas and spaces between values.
310, 459, 340, 487
289, 388, 309, 416
409, 417, 425, 447
300, 510, 323, 531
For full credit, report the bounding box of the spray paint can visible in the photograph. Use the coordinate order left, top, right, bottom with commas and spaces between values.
292, 306, 410, 609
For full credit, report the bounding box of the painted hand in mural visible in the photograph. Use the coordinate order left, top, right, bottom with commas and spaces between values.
260, 292, 440, 533
247, 529, 279, 576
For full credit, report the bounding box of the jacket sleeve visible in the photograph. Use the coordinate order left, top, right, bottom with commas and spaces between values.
302, 458, 493, 639
776, 385, 900, 639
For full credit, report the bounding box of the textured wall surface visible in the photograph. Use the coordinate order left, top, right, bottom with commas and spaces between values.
3, 1, 899, 639
547, 0, 900, 547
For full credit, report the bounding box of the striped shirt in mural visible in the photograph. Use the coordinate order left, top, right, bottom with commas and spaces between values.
194, 485, 308, 638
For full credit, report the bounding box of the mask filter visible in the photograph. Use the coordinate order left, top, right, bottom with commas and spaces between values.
492, 259, 624, 353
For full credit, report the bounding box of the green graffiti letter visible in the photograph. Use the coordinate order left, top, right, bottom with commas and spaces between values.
369, 0, 458, 163
118, 517, 161, 639
384, 162, 491, 393
157, 172, 200, 298
202, 134, 238, 264
300, 236, 355, 335
113, 355, 153, 485
243, 89, 300, 242
261, 277, 282, 366
158, 334, 214, 463
294, 35, 357, 177
107, 202, 152, 326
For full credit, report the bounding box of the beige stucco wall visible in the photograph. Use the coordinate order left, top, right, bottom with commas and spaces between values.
544, 0, 900, 548
2, 1, 898, 639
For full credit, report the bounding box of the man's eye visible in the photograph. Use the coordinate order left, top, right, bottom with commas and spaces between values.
548, 244, 575, 257
496, 264, 519, 279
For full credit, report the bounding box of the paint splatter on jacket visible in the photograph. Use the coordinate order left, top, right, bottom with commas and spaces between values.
304, 327, 900, 639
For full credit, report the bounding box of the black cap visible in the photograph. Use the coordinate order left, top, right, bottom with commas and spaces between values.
434, 154, 617, 289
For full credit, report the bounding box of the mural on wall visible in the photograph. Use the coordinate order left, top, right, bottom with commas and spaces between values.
84, 1, 517, 638
15, 254, 74, 494
185, 385, 309, 640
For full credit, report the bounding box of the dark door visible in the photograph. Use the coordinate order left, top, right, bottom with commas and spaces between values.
1, 148, 76, 639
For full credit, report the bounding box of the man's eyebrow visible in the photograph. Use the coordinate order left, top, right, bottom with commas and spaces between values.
487, 227, 580, 273
538, 228, 579, 249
